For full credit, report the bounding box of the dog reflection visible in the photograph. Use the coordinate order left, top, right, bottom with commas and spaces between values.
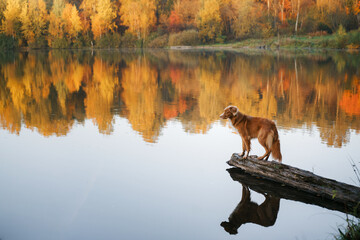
221, 184, 280, 235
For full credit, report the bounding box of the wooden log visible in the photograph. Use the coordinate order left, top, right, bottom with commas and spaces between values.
227, 153, 360, 217
226, 168, 359, 217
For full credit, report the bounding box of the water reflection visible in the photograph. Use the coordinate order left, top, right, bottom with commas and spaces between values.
223, 167, 360, 235
0, 50, 359, 146
221, 184, 280, 235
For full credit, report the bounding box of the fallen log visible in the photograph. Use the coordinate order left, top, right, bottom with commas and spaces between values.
227, 153, 360, 217
226, 168, 359, 217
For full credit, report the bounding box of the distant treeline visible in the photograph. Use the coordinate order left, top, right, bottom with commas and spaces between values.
0, 0, 359, 49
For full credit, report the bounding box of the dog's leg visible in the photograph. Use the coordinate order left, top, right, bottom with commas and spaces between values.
258, 141, 271, 160
243, 138, 251, 159
264, 153, 271, 161
258, 131, 271, 161
258, 130, 272, 160
259, 150, 271, 160
239, 139, 246, 157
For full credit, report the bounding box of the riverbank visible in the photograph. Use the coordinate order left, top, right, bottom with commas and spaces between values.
202, 30, 360, 50
1, 29, 360, 52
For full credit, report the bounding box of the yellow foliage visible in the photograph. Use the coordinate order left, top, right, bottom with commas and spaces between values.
84, 58, 118, 134
1, 0, 22, 37
62, 3, 82, 39
231, 0, 261, 39
20, 0, 48, 44
197, 0, 223, 42
198, 69, 225, 132
80, 0, 97, 18
79, 0, 97, 33
173, 0, 200, 28
48, 13, 65, 44
121, 58, 161, 142
120, 0, 156, 40
90, 0, 116, 39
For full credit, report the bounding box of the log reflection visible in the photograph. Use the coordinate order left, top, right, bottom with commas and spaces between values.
222, 167, 359, 235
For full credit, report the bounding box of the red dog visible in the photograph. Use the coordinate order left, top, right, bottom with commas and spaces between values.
220, 105, 282, 162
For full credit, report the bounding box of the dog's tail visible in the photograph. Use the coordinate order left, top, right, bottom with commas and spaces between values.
271, 131, 282, 162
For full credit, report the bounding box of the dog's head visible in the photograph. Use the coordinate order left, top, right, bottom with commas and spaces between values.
220, 105, 238, 119
220, 221, 239, 235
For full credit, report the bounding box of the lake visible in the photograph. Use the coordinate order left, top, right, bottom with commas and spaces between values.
0, 49, 359, 240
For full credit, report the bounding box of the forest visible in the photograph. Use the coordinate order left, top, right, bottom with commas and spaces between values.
0, 0, 360, 49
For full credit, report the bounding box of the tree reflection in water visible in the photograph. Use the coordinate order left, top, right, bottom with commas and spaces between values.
0, 49, 359, 147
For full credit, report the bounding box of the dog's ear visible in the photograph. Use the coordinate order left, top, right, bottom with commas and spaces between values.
230, 106, 238, 116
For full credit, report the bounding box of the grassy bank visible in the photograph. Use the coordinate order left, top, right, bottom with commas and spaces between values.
335, 219, 360, 240
1, 29, 359, 51
205, 30, 360, 50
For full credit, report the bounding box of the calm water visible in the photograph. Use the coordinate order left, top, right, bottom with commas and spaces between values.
0, 49, 359, 240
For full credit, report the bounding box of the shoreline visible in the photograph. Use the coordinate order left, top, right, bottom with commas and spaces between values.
1, 42, 360, 53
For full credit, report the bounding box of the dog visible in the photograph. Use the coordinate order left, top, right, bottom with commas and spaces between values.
220, 105, 282, 162
221, 184, 280, 235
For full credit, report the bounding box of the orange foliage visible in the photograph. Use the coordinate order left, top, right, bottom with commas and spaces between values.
170, 67, 182, 83
168, 10, 183, 32
163, 96, 189, 120
340, 83, 360, 116
163, 103, 178, 119
355, 0, 360, 15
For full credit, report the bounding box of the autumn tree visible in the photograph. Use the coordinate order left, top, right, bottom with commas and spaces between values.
0, 0, 5, 24
1, 0, 22, 39
79, 0, 97, 32
20, 0, 48, 47
356, 0, 360, 25
315, 0, 358, 31
62, 3, 82, 41
168, 10, 183, 32
91, 0, 117, 39
172, 0, 200, 29
47, 0, 65, 46
231, 0, 266, 39
155, 0, 174, 30
120, 0, 156, 41
197, 0, 223, 43
79, 0, 96, 45
219, 0, 238, 39
278, 0, 291, 24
